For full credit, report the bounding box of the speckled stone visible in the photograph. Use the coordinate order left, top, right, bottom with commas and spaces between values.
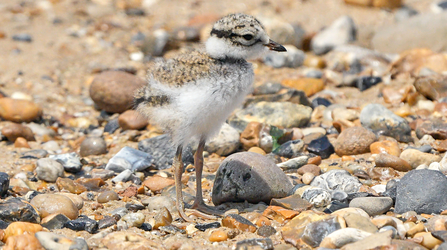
35, 158, 64, 182
79, 137, 107, 157
0, 198, 40, 223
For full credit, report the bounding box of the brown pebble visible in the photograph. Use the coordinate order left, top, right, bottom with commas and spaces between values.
209, 230, 228, 242
222, 214, 257, 233
118, 110, 149, 130
56, 178, 87, 194
30, 194, 79, 220
153, 207, 172, 230
255, 215, 271, 227
3, 222, 43, 242
142, 175, 175, 193
3, 233, 44, 250
302, 172, 315, 184
307, 156, 321, 165
89, 71, 145, 113
0, 98, 42, 123
262, 206, 299, 223
79, 137, 107, 157
240, 122, 262, 151
297, 164, 321, 176
334, 126, 377, 156
14, 137, 30, 148
117, 185, 138, 198
370, 140, 401, 156
375, 153, 412, 172
97, 190, 119, 203
1, 123, 35, 142
248, 146, 266, 155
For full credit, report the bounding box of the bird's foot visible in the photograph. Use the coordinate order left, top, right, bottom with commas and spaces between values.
179, 201, 224, 221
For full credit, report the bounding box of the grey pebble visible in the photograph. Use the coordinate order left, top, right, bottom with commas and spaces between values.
106, 146, 153, 173
310, 169, 362, 194
80, 137, 107, 157
49, 152, 82, 173
36, 158, 64, 182
349, 197, 393, 216
311, 16, 356, 55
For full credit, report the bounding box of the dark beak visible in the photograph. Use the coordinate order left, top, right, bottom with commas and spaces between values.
265, 39, 287, 52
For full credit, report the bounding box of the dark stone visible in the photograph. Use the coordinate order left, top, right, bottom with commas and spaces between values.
49, 152, 82, 173
432, 230, 447, 242
307, 136, 334, 159
356, 76, 382, 91
195, 222, 221, 231
138, 134, 194, 170
347, 192, 370, 201
383, 179, 399, 202
312, 97, 332, 108
273, 139, 304, 158
104, 118, 120, 134
301, 216, 341, 247
125, 8, 146, 16
212, 152, 293, 205
235, 238, 273, 250
98, 216, 117, 229
0, 172, 9, 197
324, 201, 349, 213
0, 219, 9, 229
12, 33, 32, 42
41, 213, 70, 230
140, 222, 152, 231
395, 169, 447, 214
416, 120, 447, 140
159, 225, 186, 234
257, 225, 277, 237
125, 203, 145, 212
64, 216, 98, 234
0, 197, 40, 223
21, 149, 48, 159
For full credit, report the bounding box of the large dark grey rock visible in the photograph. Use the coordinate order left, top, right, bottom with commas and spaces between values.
360, 103, 412, 142
138, 134, 193, 170
395, 169, 447, 214
0, 172, 9, 197
0, 197, 40, 223
372, 13, 447, 53
212, 152, 293, 205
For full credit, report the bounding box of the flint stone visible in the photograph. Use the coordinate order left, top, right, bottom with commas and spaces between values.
395, 169, 447, 214
310, 169, 362, 194
106, 146, 154, 173
212, 152, 293, 205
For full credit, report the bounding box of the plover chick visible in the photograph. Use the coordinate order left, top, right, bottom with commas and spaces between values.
134, 13, 286, 221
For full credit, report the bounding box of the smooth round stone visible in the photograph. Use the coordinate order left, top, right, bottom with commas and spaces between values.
0, 172, 9, 197
311, 16, 356, 55
35, 158, 64, 182
413, 232, 443, 249
310, 169, 362, 194
334, 126, 377, 156
205, 123, 240, 156
349, 197, 393, 216
118, 110, 148, 130
332, 107, 359, 121
97, 190, 119, 203
89, 71, 145, 113
375, 153, 412, 172
302, 172, 315, 185
319, 228, 371, 249
400, 149, 441, 169
297, 164, 321, 176
80, 137, 107, 157
248, 146, 266, 155
212, 152, 293, 205
57, 193, 84, 210
395, 169, 447, 214
30, 194, 79, 220
3, 222, 43, 243
35, 232, 88, 250
122, 212, 145, 228
1, 123, 35, 142
42, 141, 60, 152
360, 103, 412, 142
0, 98, 42, 122
209, 230, 228, 242
10, 92, 33, 101
14, 137, 30, 148
370, 140, 401, 156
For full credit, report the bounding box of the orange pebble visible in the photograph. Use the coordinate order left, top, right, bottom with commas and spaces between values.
209, 230, 228, 242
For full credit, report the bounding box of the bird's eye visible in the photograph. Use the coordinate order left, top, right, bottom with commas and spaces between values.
242, 34, 253, 40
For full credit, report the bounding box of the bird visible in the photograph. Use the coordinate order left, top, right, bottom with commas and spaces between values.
134, 13, 286, 221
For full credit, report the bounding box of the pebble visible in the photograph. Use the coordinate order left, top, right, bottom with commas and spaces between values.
64, 216, 98, 233
355, 76, 382, 91
209, 230, 228, 242
56, 178, 87, 194
302, 172, 315, 185
414, 231, 443, 249
121, 212, 145, 228
212, 152, 293, 205
311, 16, 356, 55
35, 158, 64, 182
0, 98, 42, 123
2, 233, 44, 250
370, 140, 401, 156
153, 207, 172, 229
79, 136, 107, 157
235, 238, 273, 250
310, 169, 362, 194
416, 119, 447, 140
307, 136, 335, 159
101, 232, 159, 249
49, 152, 82, 173
111, 169, 133, 183
204, 123, 240, 156
30, 194, 79, 220
3, 221, 43, 242
89, 71, 145, 113
195, 222, 221, 231
42, 140, 60, 152
0, 172, 10, 197
104, 118, 120, 134
138, 134, 193, 170
302, 187, 331, 207
334, 126, 377, 156
229, 101, 312, 130
0, 197, 40, 223
349, 197, 393, 216
342, 230, 393, 250
118, 110, 148, 130
360, 103, 412, 142
263, 206, 300, 223
142, 175, 175, 193
281, 78, 325, 97
14, 137, 30, 148
141, 29, 169, 57
35, 232, 88, 250
1, 123, 35, 142
343, 212, 377, 233
319, 227, 372, 248
400, 148, 441, 169
395, 169, 447, 214
297, 164, 321, 176
263, 45, 305, 68
40, 213, 70, 230
98, 216, 117, 229
277, 155, 309, 171
106, 146, 153, 172
12, 33, 32, 42
273, 139, 304, 158
97, 190, 119, 203
222, 214, 256, 233
374, 153, 412, 172
257, 225, 276, 237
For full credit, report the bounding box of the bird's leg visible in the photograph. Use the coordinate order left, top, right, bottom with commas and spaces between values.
173, 145, 194, 222
189, 138, 223, 217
